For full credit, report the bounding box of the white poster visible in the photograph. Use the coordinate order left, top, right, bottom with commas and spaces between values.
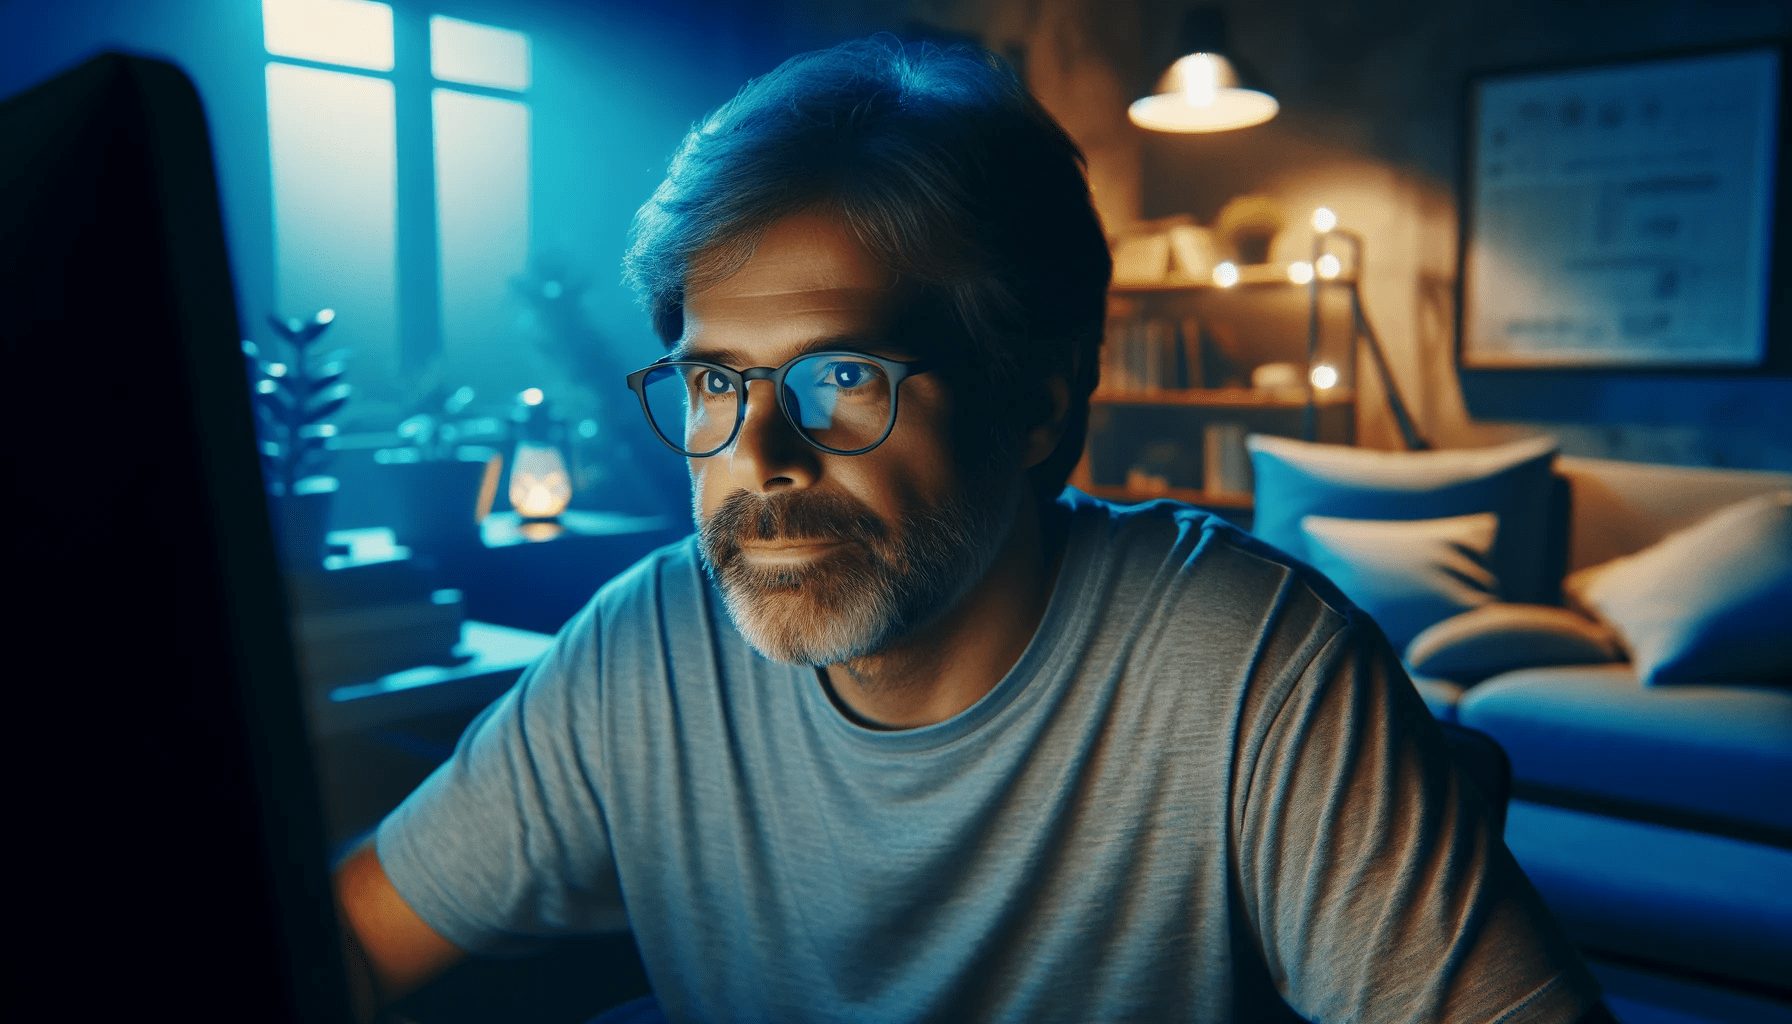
1462, 47, 1780, 367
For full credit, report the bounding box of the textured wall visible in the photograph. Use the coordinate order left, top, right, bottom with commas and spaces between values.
902, 0, 1792, 468
6, 0, 1786, 467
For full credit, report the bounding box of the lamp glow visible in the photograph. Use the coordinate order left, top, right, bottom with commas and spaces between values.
1288, 261, 1315, 284
1311, 207, 1337, 233
1316, 253, 1342, 279
509, 441, 571, 519
1212, 261, 1240, 287
1128, 53, 1277, 133
1183, 53, 1218, 107
1310, 363, 1339, 390
520, 387, 544, 406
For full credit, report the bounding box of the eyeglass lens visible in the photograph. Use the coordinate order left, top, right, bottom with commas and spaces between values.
639, 355, 895, 455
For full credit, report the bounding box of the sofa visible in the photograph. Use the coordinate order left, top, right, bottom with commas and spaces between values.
1245, 437, 1792, 995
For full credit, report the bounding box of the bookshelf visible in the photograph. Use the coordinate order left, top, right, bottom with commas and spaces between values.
1083, 273, 1361, 509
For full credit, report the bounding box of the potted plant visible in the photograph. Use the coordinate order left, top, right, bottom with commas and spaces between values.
245, 309, 351, 566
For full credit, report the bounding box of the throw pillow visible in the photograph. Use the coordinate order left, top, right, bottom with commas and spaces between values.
1248, 434, 1561, 605
1565, 490, 1792, 686
1405, 603, 1622, 684
1300, 512, 1499, 653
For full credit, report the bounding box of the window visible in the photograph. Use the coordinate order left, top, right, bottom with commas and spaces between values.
263, 0, 531, 393
429, 16, 531, 394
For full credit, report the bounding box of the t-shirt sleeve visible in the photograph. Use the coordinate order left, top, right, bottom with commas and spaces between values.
376, 596, 629, 952
1233, 610, 1601, 1024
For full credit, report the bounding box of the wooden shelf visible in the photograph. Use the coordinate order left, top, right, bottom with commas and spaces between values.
1110, 267, 1358, 293
1090, 387, 1355, 408
1078, 482, 1253, 509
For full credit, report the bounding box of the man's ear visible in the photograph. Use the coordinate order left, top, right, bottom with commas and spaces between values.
1020, 375, 1071, 470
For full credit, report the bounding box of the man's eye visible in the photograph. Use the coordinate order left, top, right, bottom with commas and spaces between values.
825, 361, 875, 389
701, 370, 734, 394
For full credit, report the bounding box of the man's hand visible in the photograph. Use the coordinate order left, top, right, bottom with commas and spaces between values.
334, 840, 464, 1021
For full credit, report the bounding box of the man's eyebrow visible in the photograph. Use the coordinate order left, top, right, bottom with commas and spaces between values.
671, 334, 911, 365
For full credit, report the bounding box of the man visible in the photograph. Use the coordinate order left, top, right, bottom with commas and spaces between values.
337, 38, 1614, 1023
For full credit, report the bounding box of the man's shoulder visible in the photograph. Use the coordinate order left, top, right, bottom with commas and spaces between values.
1058, 487, 1355, 619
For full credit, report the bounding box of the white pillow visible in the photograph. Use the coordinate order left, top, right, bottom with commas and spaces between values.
1300, 512, 1499, 652
1565, 490, 1792, 686
1405, 603, 1622, 684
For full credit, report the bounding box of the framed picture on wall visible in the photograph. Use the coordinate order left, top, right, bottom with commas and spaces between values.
1458, 43, 1785, 369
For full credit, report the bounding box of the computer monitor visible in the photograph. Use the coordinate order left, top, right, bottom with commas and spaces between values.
4, 53, 352, 1021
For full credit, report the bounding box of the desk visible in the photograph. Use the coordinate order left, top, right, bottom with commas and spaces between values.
309, 620, 554, 738
439, 511, 685, 634
309, 619, 554, 847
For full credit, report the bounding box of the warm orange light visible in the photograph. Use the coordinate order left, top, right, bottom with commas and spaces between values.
509, 441, 571, 519
1129, 53, 1277, 133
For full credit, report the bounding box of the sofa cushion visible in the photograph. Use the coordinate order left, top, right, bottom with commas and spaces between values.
1557, 455, 1792, 572
1458, 663, 1792, 838
1247, 434, 1561, 605
1299, 512, 1499, 652
1565, 490, 1792, 687
1503, 800, 1792, 991
1406, 604, 1621, 684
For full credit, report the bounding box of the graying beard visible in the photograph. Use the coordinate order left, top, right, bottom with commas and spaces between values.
700, 485, 1014, 667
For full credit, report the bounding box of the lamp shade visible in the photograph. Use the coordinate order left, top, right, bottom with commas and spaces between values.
509, 441, 572, 519
1129, 52, 1278, 133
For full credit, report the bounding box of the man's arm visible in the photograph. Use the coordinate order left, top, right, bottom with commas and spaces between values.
333, 839, 464, 1021
1233, 611, 1605, 1023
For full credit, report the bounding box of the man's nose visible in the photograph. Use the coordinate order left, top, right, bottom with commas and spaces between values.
727, 378, 820, 492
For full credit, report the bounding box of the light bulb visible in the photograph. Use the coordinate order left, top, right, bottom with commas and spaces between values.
1317, 253, 1342, 279
1310, 363, 1339, 390
1288, 261, 1315, 284
521, 387, 544, 406
1311, 207, 1337, 233
1182, 53, 1218, 107
1212, 262, 1240, 287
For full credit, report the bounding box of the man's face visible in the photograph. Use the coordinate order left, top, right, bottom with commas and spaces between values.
679, 211, 1019, 667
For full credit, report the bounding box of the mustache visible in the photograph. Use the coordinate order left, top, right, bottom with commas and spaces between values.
700, 489, 891, 561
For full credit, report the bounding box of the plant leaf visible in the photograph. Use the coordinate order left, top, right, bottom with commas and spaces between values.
306, 381, 351, 411
305, 395, 349, 424
266, 313, 297, 341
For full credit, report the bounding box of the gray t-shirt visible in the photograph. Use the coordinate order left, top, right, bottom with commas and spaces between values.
379, 492, 1599, 1023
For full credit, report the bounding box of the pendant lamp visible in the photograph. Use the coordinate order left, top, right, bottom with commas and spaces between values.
1129, 7, 1276, 133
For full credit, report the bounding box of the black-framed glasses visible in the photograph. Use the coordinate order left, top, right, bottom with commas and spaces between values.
625, 351, 936, 457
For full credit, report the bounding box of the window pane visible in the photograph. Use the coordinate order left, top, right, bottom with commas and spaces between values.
434, 89, 531, 394
267, 63, 399, 380
263, 0, 394, 71
430, 15, 530, 92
